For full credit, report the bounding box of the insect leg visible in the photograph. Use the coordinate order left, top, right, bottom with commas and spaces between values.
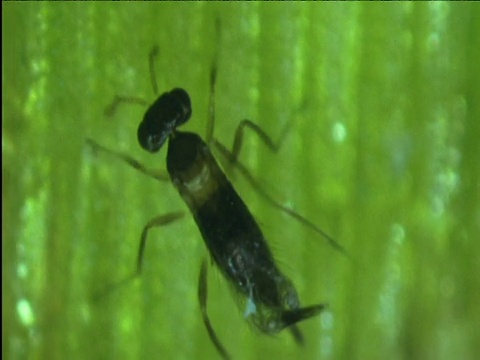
92, 212, 184, 301
213, 139, 350, 257
206, 76, 349, 256
198, 259, 230, 360
217, 118, 292, 164
86, 139, 170, 182
104, 95, 149, 117
104, 45, 160, 117
149, 45, 160, 95
205, 19, 220, 145
135, 212, 185, 274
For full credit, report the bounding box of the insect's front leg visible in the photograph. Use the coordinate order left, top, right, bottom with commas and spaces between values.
86, 139, 170, 182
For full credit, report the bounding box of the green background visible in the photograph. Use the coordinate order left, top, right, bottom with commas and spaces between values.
3, 3, 479, 360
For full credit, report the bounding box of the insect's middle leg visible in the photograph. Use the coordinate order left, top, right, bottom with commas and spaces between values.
217, 118, 292, 165
205, 17, 290, 165
135, 212, 185, 275
92, 212, 184, 301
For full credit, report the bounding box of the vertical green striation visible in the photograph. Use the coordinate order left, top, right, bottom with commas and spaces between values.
3, 2, 479, 360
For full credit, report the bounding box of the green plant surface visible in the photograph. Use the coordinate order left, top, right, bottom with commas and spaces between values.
3, 2, 479, 360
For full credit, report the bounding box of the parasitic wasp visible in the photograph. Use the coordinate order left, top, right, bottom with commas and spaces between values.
87, 28, 348, 360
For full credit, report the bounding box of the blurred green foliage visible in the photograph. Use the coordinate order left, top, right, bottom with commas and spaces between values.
3, 2, 479, 360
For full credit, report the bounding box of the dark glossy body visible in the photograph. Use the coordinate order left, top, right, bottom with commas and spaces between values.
167, 131, 303, 333
130, 86, 326, 357
92, 44, 333, 357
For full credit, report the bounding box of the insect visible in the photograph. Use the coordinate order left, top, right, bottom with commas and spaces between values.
88, 37, 347, 360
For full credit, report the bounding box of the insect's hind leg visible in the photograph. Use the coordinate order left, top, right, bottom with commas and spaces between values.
198, 259, 230, 360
